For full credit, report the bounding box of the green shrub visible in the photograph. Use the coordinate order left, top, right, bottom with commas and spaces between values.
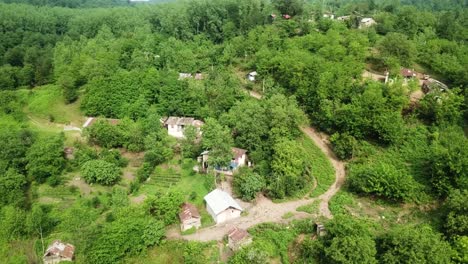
348, 161, 419, 202
81, 160, 121, 185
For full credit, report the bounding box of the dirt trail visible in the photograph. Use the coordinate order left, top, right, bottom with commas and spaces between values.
168, 125, 346, 242
300, 127, 346, 218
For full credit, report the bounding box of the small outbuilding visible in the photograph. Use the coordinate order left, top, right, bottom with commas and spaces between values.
316, 223, 327, 237
204, 189, 242, 224
247, 71, 257, 82
227, 227, 252, 251
179, 203, 201, 232
43, 240, 75, 264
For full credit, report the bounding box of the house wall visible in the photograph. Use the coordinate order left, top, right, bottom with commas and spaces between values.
44, 256, 72, 264
167, 125, 185, 138
237, 154, 247, 167
215, 208, 241, 224
181, 218, 201, 231
228, 237, 253, 251
206, 204, 217, 223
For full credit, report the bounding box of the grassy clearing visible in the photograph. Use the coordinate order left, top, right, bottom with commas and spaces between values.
296, 200, 321, 214
329, 190, 442, 231
126, 240, 219, 264
25, 85, 83, 125
297, 133, 335, 198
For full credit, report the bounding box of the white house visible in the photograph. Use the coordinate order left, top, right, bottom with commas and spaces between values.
359, 18, 376, 28
162, 117, 204, 138
43, 240, 75, 264
204, 189, 242, 224
197, 147, 248, 174
179, 203, 201, 232
247, 71, 257, 82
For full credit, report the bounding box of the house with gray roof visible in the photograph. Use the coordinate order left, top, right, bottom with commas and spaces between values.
204, 189, 242, 224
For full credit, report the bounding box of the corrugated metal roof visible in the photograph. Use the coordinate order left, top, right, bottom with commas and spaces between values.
204, 189, 242, 215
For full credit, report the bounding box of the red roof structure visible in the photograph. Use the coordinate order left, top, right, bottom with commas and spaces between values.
179, 203, 200, 222
227, 227, 250, 242
44, 240, 75, 261
282, 14, 291, 19
231, 147, 247, 160
400, 68, 416, 78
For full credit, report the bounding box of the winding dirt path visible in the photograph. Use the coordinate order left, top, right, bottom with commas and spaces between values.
300, 127, 346, 218
168, 124, 346, 242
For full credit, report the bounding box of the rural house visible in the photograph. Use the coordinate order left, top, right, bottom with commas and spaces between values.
179, 203, 201, 232
204, 189, 242, 224
227, 227, 252, 251
43, 240, 75, 264
161, 116, 204, 138
197, 147, 248, 174
359, 17, 376, 28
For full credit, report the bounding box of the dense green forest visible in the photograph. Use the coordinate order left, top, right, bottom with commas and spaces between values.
0, 0, 467, 263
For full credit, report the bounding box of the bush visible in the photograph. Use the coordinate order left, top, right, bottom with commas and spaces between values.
81, 160, 121, 185
348, 161, 418, 202
330, 132, 358, 160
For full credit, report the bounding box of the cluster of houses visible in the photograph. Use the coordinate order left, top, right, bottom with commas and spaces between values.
380, 68, 448, 93
179, 188, 252, 251
323, 12, 377, 28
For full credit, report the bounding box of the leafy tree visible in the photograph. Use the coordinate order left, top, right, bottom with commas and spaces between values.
418, 89, 464, 126
110, 187, 129, 208
0, 206, 27, 242
84, 119, 122, 148
272, 0, 305, 16
183, 242, 210, 264
444, 189, 468, 237
378, 32, 417, 67
348, 161, 418, 202
325, 235, 377, 264
233, 168, 266, 201
270, 139, 311, 198
330, 132, 358, 160
222, 100, 269, 162
201, 118, 233, 168
26, 204, 55, 252
452, 236, 468, 264
144, 190, 183, 225
0, 128, 34, 173
427, 127, 468, 197
181, 125, 201, 159
229, 246, 269, 264
26, 134, 65, 183
378, 225, 452, 264
0, 169, 26, 208
99, 149, 128, 168
85, 208, 165, 264
81, 160, 121, 185
143, 133, 174, 167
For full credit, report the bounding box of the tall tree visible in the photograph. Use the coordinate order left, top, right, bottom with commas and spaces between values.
201, 118, 233, 168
